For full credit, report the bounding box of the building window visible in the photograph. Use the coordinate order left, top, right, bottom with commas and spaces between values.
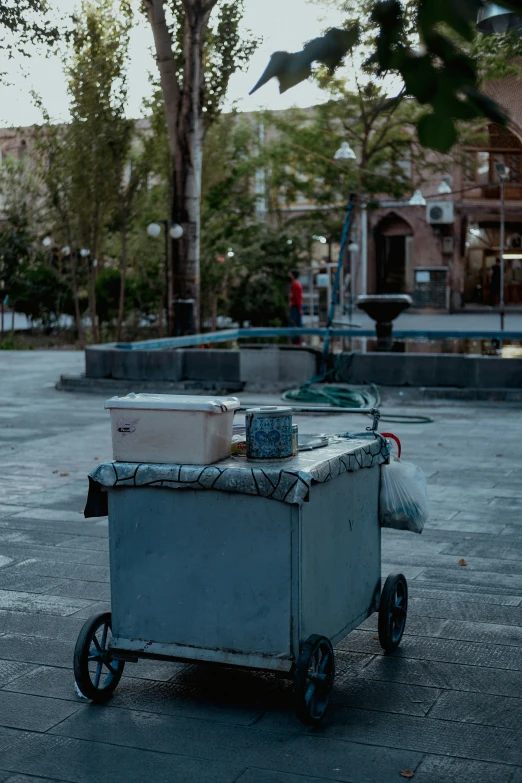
463, 124, 522, 199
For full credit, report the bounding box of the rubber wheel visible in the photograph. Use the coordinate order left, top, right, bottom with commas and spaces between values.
294, 635, 335, 725
378, 573, 408, 653
73, 612, 124, 702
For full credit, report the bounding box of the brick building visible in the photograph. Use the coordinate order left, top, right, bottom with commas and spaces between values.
272, 75, 522, 312
3, 80, 522, 312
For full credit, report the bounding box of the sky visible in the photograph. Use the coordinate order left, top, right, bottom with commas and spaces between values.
0, 0, 347, 128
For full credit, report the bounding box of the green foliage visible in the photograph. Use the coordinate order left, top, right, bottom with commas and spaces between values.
66, 0, 133, 253
264, 79, 430, 214
164, 0, 260, 130
0, 210, 33, 306
227, 230, 299, 328
252, 0, 522, 153
95, 267, 134, 324
0, 0, 60, 63
11, 258, 68, 329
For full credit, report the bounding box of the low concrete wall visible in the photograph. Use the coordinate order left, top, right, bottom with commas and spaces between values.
85, 346, 318, 387
84, 345, 522, 389
341, 353, 522, 389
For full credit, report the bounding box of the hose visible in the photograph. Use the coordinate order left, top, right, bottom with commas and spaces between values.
282, 354, 434, 425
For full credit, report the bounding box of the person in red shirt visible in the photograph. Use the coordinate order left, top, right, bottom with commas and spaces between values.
289, 269, 303, 345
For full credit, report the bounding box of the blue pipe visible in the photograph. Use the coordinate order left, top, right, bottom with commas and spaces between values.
111, 327, 521, 351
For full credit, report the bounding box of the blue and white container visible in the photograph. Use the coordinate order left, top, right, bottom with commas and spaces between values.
245, 407, 293, 461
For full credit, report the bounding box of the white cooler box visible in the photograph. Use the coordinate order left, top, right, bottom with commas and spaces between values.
105, 393, 241, 465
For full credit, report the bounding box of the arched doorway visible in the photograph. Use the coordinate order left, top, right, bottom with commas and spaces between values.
374, 213, 414, 294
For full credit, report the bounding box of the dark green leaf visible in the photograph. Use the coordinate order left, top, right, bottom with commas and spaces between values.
250, 27, 358, 96
417, 113, 458, 152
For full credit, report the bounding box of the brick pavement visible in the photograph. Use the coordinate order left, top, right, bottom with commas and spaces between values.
0, 351, 521, 782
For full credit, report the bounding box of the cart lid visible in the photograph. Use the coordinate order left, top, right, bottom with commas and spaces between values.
88, 433, 390, 509
105, 392, 240, 414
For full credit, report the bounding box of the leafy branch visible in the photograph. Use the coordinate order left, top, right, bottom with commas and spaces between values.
250, 1, 522, 152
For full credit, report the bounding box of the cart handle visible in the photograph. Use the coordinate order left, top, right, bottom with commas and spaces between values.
382, 433, 401, 458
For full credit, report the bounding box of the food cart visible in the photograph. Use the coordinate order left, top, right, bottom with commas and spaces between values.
77, 425, 409, 725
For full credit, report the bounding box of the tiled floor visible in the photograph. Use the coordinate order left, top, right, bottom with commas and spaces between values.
0, 351, 521, 782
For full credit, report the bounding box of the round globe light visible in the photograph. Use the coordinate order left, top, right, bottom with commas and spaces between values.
147, 222, 162, 239
79, 248, 91, 258
42, 236, 52, 248
170, 224, 184, 240
61, 246, 71, 256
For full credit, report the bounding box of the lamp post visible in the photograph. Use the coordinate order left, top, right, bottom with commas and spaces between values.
495, 162, 510, 331
347, 241, 359, 322
334, 141, 366, 296
147, 221, 184, 336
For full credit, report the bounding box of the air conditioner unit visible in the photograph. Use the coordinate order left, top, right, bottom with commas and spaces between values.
427, 201, 454, 225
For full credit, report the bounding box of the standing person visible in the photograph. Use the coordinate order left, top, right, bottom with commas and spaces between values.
489, 258, 501, 306
289, 269, 303, 346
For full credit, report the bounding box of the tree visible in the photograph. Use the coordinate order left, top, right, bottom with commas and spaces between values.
110, 138, 151, 342
31, 110, 86, 345
142, 0, 259, 332
251, 0, 522, 153
0, 1, 60, 66
61, 0, 133, 343
0, 155, 43, 333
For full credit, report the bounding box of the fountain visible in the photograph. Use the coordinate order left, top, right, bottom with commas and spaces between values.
357, 294, 413, 350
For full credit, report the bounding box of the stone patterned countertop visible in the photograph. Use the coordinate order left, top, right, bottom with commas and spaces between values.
89, 433, 390, 507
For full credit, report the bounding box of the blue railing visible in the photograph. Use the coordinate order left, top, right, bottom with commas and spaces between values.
110, 327, 522, 351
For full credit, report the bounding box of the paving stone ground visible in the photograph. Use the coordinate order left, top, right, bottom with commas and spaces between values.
0, 350, 521, 783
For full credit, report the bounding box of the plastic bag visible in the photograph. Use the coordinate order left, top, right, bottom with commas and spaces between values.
380, 456, 429, 534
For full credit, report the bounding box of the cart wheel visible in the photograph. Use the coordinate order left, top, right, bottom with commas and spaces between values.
73, 612, 124, 702
378, 573, 408, 653
294, 635, 335, 726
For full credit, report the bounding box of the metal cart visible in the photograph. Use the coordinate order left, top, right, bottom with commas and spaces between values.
77, 428, 408, 725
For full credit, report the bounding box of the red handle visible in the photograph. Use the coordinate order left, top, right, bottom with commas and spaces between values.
382, 433, 401, 458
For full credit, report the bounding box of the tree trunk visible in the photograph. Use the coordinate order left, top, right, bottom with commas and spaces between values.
87, 261, 98, 344
70, 250, 85, 348
211, 293, 217, 332
145, 0, 217, 336
116, 221, 128, 343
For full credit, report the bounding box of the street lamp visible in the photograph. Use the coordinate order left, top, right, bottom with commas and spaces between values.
477, 3, 522, 33
334, 141, 357, 161
437, 180, 452, 195
42, 236, 52, 248
147, 222, 162, 239
333, 141, 367, 299
147, 221, 184, 335
79, 248, 91, 258
409, 189, 426, 206
495, 161, 510, 330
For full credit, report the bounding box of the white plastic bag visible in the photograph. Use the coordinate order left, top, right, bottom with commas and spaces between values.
380, 456, 429, 534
